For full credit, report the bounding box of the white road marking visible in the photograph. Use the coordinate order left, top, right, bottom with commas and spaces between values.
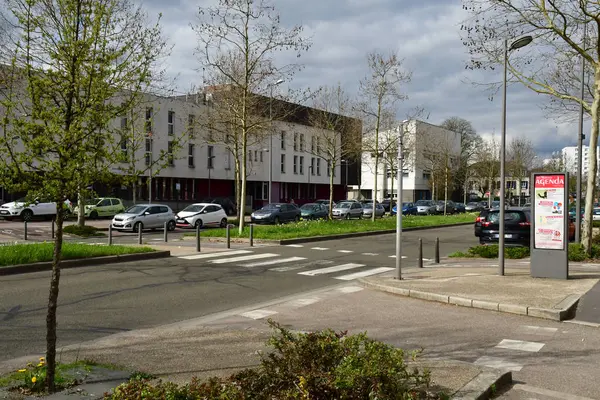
210, 253, 278, 264
178, 250, 252, 260
513, 384, 596, 400
239, 309, 278, 320
270, 260, 333, 272
495, 339, 545, 352
337, 286, 364, 294
519, 325, 558, 336
243, 256, 306, 268
34, 230, 44, 233
298, 263, 364, 276
388, 255, 407, 259
474, 356, 523, 371
337, 250, 353, 253
286, 244, 304, 248
335, 267, 394, 281
285, 297, 320, 307
362, 252, 379, 256
422, 258, 432, 261
311, 247, 329, 250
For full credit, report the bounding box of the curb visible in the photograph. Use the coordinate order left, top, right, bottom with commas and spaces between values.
0, 251, 171, 276
181, 222, 473, 245
359, 279, 581, 321
453, 364, 512, 400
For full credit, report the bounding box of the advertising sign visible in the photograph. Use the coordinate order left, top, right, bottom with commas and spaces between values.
533, 174, 565, 250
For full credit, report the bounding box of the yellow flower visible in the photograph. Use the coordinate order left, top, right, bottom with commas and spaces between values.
17, 369, 26, 373
39, 357, 45, 362
31, 377, 36, 383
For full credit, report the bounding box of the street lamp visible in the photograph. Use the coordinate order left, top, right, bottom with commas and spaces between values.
395, 121, 407, 280
576, 25, 587, 243
500, 35, 533, 276
207, 155, 215, 197
268, 79, 285, 204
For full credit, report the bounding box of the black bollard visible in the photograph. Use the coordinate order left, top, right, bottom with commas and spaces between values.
418, 238, 423, 268
196, 224, 201, 252
435, 237, 440, 264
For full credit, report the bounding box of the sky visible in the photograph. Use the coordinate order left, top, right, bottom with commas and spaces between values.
141, 0, 590, 159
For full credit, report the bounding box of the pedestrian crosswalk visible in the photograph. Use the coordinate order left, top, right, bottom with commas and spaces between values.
177, 250, 393, 281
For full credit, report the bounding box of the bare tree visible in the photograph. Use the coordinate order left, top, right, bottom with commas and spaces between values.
357, 51, 411, 221
471, 135, 500, 205
507, 138, 536, 206
192, 0, 311, 233
461, 0, 600, 254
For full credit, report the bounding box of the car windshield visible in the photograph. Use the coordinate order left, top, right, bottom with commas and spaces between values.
125, 205, 147, 214
415, 200, 431, 206
261, 204, 281, 210
488, 211, 524, 223
85, 198, 101, 205
402, 203, 412, 207
467, 202, 478, 206
337, 202, 351, 209
301, 204, 318, 211
362, 203, 373, 208
182, 205, 204, 213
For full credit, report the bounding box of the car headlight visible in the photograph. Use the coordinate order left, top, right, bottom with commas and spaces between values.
125, 216, 135, 221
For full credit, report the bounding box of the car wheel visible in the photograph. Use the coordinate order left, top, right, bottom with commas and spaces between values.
167, 220, 176, 231
274, 216, 280, 224
21, 209, 33, 222
294, 215, 300, 223
344, 213, 350, 220
220, 218, 227, 228
195, 219, 203, 229
90, 211, 98, 219
358, 213, 363, 219
133, 222, 143, 233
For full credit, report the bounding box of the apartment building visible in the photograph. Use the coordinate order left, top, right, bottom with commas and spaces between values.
560, 146, 600, 176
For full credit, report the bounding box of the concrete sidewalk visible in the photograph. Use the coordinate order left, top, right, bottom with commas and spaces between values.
361, 262, 600, 321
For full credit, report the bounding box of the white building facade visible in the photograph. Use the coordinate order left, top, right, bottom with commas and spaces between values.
560, 146, 600, 176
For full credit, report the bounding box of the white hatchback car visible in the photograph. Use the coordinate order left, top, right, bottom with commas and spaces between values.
176, 203, 228, 229
112, 204, 176, 232
0, 198, 73, 221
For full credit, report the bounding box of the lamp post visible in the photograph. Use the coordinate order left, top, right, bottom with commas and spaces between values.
500, 35, 533, 276
576, 25, 587, 243
395, 122, 407, 280
208, 155, 215, 197
268, 79, 284, 204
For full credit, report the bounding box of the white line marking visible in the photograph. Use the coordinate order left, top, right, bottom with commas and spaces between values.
337, 250, 353, 253
210, 253, 278, 264
474, 356, 522, 371
298, 263, 364, 276
513, 384, 596, 400
422, 258, 432, 261
285, 298, 320, 307
243, 256, 306, 268
335, 267, 394, 281
388, 255, 407, 259
286, 244, 304, 248
495, 339, 545, 352
519, 325, 558, 335
337, 286, 364, 294
269, 260, 333, 272
178, 250, 252, 260
565, 320, 600, 328
311, 247, 329, 250
239, 309, 278, 320
362, 252, 379, 256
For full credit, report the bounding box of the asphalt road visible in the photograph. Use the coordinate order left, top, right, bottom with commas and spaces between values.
0, 224, 478, 361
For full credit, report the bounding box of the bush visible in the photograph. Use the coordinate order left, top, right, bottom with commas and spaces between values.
106, 321, 444, 400
63, 224, 104, 237
459, 245, 530, 259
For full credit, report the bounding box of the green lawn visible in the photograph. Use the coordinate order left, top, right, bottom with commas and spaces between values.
188, 213, 477, 240
0, 242, 155, 267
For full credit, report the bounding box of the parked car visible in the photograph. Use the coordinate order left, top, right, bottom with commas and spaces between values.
569, 207, 584, 219
362, 202, 385, 218
455, 202, 466, 213
435, 200, 457, 214
112, 204, 176, 232
465, 202, 482, 212
478, 208, 531, 246
593, 208, 600, 221
74, 197, 125, 219
251, 203, 300, 224
314, 199, 334, 209
474, 209, 490, 237
392, 202, 418, 216
522, 203, 531, 208
0, 198, 73, 221
201, 197, 236, 216
415, 200, 436, 215
300, 203, 328, 220
381, 198, 396, 212
175, 203, 228, 228
332, 201, 364, 219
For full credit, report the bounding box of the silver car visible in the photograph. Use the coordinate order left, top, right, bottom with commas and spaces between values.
332, 201, 364, 219
362, 202, 385, 218
112, 204, 177, 232
415, 200, 436, 215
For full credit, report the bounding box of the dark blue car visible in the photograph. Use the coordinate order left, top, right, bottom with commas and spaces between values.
391, 202, 418, 216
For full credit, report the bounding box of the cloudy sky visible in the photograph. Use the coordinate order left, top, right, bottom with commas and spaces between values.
142, 0, 589, 159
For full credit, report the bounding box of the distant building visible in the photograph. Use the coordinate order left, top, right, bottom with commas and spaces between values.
560, 146, 600, 176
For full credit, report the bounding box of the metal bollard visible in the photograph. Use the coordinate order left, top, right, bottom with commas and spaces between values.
138, 223, 142, 245
108, 224, 113, 246
249, 224, 254, 247
51, 219, 55, 239
418, 238, 423, 268
163, 221, 168, 242
196, 224, 201, 252
24, 221, 27, 241
226, 224, 231, 249
435, 237, 440, 264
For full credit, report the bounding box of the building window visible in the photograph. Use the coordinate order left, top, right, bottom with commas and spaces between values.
144, 138, 152, 166
208, 146, 214, 169
168, 111, 175, 135
311, 157, 315, 175
167, 141, 174, 166
423, 172, 431, 180
300, 134, 305, 151
294, 133, 298, 151
281, 154, 286, 173
293, 155, 298, 174
262, 182, 269, 200
254, 150, 258, 162
145, 107, 153, 133
120, 136, 128, 161
248, 150, 252, 162
188, 144, 195, 167
521, 181, 528, 189
311, 137, 315, 153
317, 159, 321, 176
188, 114, 195, 139
402, 171, 409, 177
281, 131, 286, 150
300, 156, 304, 175
316, 137, 321, 155
260, 151, 263, 162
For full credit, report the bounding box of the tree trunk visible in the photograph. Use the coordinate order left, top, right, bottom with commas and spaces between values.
328, 163, 335, 220
234, 157, 241, 221
444, 165, 449, 216
239, 138, 248, 234
488, 177, 492, 207
372, 153, 379, 222
432, 177, 436, 201
45, 204, 64, 393
132, 180, 137, 204
516, 178, 521, 206
582, 66, 600, 255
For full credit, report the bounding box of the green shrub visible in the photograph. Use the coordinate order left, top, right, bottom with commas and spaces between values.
63, 225, 104, 237
463, 245, 530, 259
106, 321, 444, 400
